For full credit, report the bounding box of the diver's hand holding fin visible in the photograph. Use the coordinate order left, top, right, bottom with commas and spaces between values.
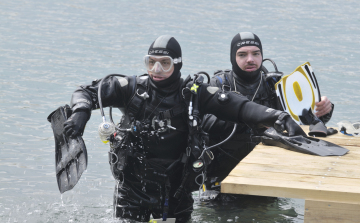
274, 112, 306, 137
47, 105, 88, 193
299, 107, 337, 137
64, 111, 89, 138
315, 96, 332, 118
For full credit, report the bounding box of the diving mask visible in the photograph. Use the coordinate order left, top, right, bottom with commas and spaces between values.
144, 55, 181, 72
337, 121, 360, 136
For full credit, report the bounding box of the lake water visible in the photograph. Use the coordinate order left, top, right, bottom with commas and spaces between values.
1, 0, 360, 222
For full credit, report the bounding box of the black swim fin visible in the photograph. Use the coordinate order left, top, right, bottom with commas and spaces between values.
253, 128, 348, 156
47, 105, 88, 193
308, 121, 328, 137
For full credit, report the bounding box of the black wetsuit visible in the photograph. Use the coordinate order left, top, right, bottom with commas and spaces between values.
69, 73, 292, 222
202, 69, 334, 186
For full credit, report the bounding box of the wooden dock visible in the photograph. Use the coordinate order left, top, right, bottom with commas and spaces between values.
221, 126, 360, 222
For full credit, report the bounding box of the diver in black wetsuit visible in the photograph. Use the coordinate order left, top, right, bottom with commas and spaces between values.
62, 35, 305, 222
201, 32, 335, 199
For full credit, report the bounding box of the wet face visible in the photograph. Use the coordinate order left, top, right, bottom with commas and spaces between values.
235, 46, 262, 72
147, 56, 174, 81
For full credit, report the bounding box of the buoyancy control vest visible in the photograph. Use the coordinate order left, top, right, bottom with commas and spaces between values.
106, 73, 214, 221
108, 74, 187, 179
202, 64, 283, 181
108, 73, 212, 197
212, 68, 281, 109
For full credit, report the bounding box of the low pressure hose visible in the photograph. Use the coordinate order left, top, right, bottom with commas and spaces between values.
97, 74, 127, 122
97, 74, 127, 143
199, 69, 264, 159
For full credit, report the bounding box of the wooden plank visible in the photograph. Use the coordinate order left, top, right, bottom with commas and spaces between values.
243, 147, 352, 161
228, 169, 360, 188
240, 155, 358, 171
252, 144, 360, 158
237, 149, 358, 164
221, 126, 360, 222
304, 200, 360, 222
239, 149, 360, 169
221, 177, 360, 204
253, 145, 360, 155
231, 163, 360, 179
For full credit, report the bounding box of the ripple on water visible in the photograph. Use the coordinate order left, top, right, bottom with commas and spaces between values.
1, 0, 359, 222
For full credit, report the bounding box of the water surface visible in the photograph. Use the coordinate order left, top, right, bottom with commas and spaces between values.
1, 0, 360, 222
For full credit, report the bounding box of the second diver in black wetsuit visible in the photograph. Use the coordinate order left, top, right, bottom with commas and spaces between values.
201, 32, 335, 200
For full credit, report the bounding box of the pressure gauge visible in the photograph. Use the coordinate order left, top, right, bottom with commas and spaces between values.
192, 160, 204, 169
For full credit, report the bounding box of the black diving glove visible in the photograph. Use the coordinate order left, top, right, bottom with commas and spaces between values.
274, 112, 306, 137
63, 111, 89, 138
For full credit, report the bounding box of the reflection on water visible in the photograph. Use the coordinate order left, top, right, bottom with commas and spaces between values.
1, 0, 359, 222
192, 193, 302, 223
0, 190, 303, 223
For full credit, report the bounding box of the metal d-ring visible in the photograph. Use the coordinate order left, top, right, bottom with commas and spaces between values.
109, 151, 119, 165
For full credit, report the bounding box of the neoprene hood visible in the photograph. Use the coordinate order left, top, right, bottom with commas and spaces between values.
148, 35, 182, 87
230, 32, 263, 82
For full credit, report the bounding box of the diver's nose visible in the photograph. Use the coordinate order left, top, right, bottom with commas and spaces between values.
154, 62, 162, 73
246, 54, 255, 63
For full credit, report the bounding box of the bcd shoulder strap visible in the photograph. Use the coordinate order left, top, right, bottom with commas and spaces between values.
126, 74, 149, 121
126, 75, 191, 127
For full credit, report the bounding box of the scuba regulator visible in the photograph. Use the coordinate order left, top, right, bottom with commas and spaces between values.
98, 121, 116, 143
97, 74, 128, 144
